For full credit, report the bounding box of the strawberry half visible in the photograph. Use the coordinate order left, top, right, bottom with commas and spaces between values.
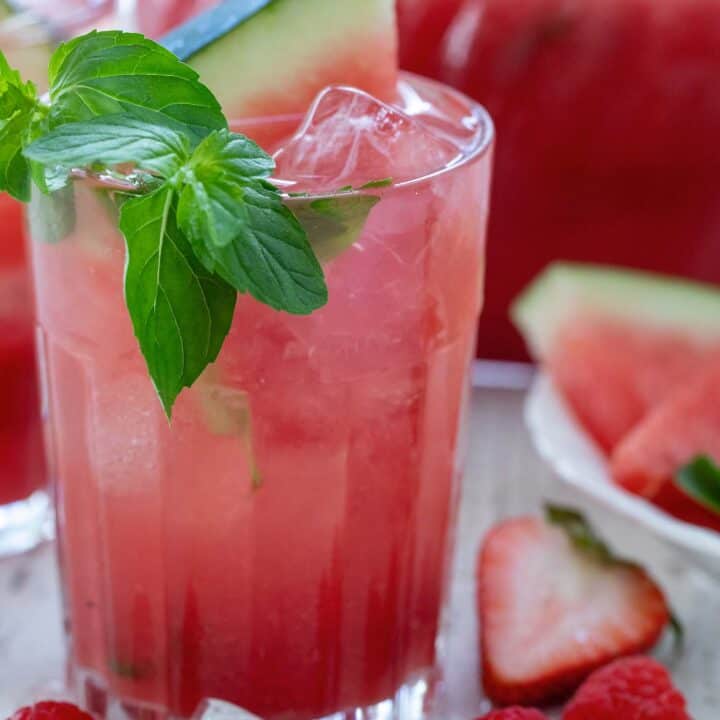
478, 507, 670, 706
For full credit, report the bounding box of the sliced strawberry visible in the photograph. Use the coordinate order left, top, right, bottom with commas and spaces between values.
611, 364, 720, 531
9, 703, 94, 720
478, 511, 669, 706
562, 656, 689, 720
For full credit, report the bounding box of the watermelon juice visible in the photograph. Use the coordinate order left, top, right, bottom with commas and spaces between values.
400, 0, 720, 360
28, 75, 493, 719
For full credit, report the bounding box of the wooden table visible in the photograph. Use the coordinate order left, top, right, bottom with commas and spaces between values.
1, 381, 719, 719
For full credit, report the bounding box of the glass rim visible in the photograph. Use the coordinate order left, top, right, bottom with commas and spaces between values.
48, 72, 494, 202
234, 71, 495, 201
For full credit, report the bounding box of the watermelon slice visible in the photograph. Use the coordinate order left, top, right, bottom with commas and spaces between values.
162, 0, 398, 118
513, 263, 720, 453
611, 366, 720, 532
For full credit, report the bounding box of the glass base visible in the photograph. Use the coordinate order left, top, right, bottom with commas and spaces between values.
72, 667, 434, 720
0, 490, 54, 557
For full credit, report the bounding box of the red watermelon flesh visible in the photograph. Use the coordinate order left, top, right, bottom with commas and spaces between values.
611, 365, 720, 532
548, 317, 720, 454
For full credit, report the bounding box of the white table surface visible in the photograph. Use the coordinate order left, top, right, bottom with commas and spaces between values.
1, 383, 719, 719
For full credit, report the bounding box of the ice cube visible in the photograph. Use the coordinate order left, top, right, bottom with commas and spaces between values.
273, 86, 461, 193
193, 699, 264, 720
396, 75, 490, 152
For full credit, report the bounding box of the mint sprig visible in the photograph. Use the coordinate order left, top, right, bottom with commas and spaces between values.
0, 30, 339, 417
24, 109, 193, 187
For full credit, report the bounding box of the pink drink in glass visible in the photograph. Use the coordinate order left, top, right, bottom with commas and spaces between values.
29, 74, 493, 719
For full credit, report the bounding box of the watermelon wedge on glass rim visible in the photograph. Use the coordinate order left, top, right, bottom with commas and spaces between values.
16, 0, 495, 718
514, 263, 720, 535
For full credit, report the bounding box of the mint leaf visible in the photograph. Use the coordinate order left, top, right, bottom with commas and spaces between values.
48, 31, 225, 137
120, 186, 236, 418
0, 50, 42, 200
25, 111, 193, 189
179, 178, 327, 314
173, 129, 327, 314
176, 129, 273, 249
288, 194, 380, 263
675, 456, 720, 515
359, 177, 393, 189
189, 129, 275, 185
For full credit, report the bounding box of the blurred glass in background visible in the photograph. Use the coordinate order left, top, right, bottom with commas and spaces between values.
0, 0, 116, 556
137, 0, 214, 37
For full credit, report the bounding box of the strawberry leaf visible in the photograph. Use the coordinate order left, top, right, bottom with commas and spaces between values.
545, 504, 684, 648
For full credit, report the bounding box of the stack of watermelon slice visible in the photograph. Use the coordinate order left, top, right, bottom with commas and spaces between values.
514, 263, 720, 532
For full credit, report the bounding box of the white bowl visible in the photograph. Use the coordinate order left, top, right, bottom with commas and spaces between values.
525, 372, 720, 576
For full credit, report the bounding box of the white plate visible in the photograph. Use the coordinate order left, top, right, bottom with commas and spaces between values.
525, 372, 720, 576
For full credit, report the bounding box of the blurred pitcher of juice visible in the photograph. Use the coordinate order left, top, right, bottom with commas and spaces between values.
400, 0, 720, 361
0, 0, 116, 556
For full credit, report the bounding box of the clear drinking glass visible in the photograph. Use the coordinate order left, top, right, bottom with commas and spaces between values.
0, 0, 115, 556
28, 73, 493, 720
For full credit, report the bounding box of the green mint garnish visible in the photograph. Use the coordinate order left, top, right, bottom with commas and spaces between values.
120, 186, 237, 415
289, 194, 380, 264
47, 31, 224, 137
675, 455, 720, 515
359, 177, 392, 189
0, 29, 338, 418
24, 109, 193, 188
0, 52, 46, 200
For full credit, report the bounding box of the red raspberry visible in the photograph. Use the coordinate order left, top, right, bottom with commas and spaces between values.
563, 657, 690, 720
478, 709, 549, 720
8, 702, 94, 720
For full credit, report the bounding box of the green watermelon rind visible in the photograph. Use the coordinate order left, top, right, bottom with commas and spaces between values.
162, 0, 396, 117
512, 262, 720, 359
